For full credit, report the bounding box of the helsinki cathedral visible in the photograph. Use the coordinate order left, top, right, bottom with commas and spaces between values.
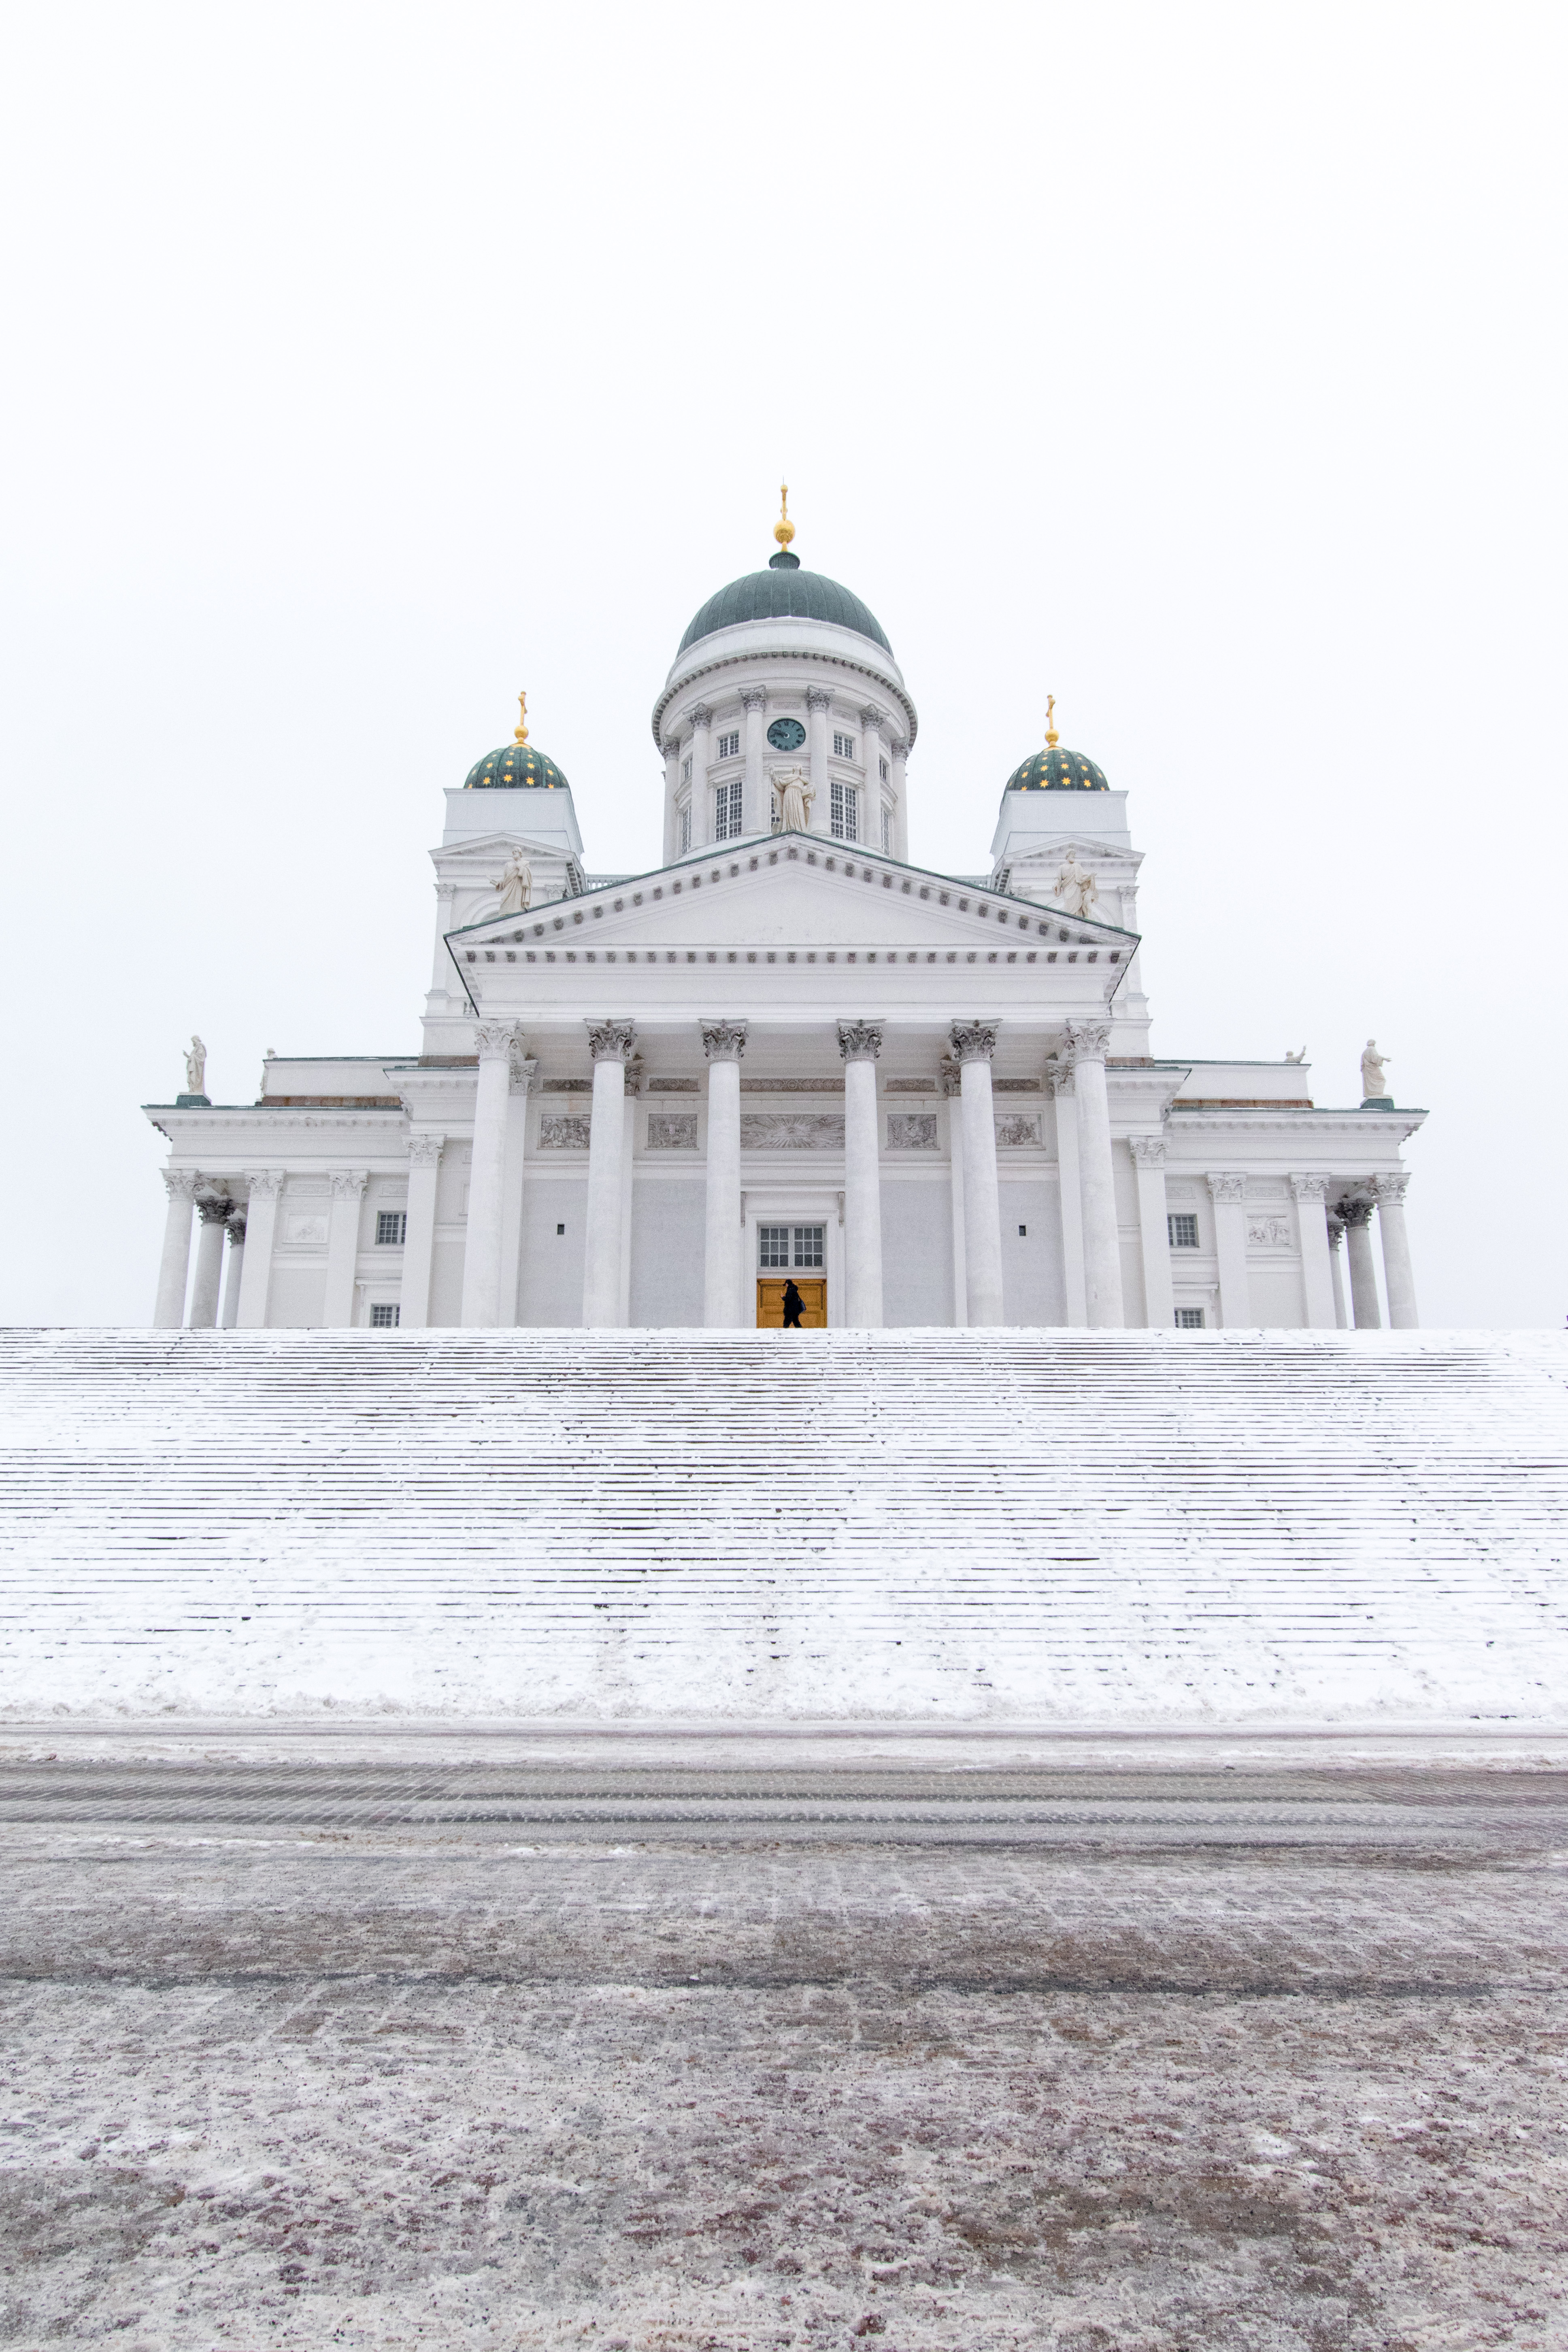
148, 499, 1425, 1337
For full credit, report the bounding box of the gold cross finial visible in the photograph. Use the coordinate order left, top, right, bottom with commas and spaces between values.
513, 690, 529, 745
1045, 694, 1059, 749
774, 483, 795, 549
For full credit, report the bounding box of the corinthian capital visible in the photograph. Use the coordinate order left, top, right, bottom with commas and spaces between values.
806, 686, 833, 712
836, 1020, 883, 1063
1336, 1195, 1375, 1229
586, 1019, 638, 1065
196, 1192, 233, 1226
475, 1019, 522, 1061
330, 1170, 369, 1200
700, 1020, 748, 1063
859, 703, 887, 733
407, 1134, 445, 1169
161, 1168, 201, 1205
1063, 1020, 1111, 1066
738, 687, 766, 711
687, 702, 712, 732
1127, 1133, 1166, 1168
1206, 1172, 1247, 1204
1289, 1172, 1330, 1203
244, 1169, 285, 1199
225, 1213, 247, 1246
1371, 1170, 1411, 1206
949, 1021, 998, 1065
1042, 1057, 1074, 1099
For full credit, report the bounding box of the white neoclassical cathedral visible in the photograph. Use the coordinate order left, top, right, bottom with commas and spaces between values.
147, 503, 1425, 1337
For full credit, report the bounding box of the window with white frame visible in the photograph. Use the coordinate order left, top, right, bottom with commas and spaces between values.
714, 778, 743, 840
717, 730, 740, 760
681, 755, 692, 787
880, 806, 892, 851
370, 1302, 401, 1328
759, 1224, 825, 1270
375, 1210, 406, 1246
879, 755, 889, 782
830, 780, 857, 840
1168, 1213, 1200, 1249
679, 801, 691, 853
1175, 1306, 1205, 1329
833, 731, 855, 760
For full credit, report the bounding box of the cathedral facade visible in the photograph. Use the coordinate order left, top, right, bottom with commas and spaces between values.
147, 512, 1425, 1335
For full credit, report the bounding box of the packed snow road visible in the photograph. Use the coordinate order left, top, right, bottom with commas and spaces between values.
1, 1738, 1565, 2350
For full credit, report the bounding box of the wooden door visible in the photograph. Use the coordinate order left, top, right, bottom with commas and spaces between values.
756, 1279, 828, 1329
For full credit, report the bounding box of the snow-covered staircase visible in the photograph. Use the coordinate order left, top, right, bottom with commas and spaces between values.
0, 1327, 1564, 1724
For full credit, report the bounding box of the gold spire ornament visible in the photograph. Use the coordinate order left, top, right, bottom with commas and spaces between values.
1045, 695, 1060, 749
774, 484, 795, 550
513, 691, 529, 745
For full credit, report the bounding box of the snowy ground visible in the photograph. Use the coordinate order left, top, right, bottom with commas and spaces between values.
1, 1742, 1565, 2351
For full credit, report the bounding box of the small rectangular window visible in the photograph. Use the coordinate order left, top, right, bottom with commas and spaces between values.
879, 755, 889, 782
758, 1224, 791, 1269
833, 731, 856, 760
792, 1225, 825, 1268
880, 806, 891, 851
556, 1222, 566, 1235
714, 778, 743, 840
370, 1302, 400, 1328
1168, 1213, 1200, 1248
1175, 1306, 1205, 1329
830, 780, 857, 841
681, 755, 692, 787
375, 1210, 406, 1246
717, 730, 740, 760
1018, 1224, 1027, 1237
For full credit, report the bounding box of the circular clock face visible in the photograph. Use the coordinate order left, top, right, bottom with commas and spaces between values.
766, 717, 807, 752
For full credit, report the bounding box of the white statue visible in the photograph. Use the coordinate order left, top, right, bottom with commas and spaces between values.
1361, 1038, 1390, 1098
492, 848, 533, 916
1052, 848, 1099, 921
183, 1035, 206, 1094
1285, 1046, 1306, 1063
773, 767, 814, 834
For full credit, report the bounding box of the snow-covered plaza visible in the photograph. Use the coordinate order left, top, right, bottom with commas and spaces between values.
0, 1733, 1564, 2352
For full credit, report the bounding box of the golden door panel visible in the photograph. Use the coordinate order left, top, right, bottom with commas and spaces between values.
756, 1279, 828, 1329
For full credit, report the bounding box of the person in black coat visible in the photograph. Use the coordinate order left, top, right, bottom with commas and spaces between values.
781, 1279, 805, 1328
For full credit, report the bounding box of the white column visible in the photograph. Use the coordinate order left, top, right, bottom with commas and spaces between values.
1374, 1171, 1419, 1328
740, 689, 767, 839
1327, 1214, 1349, 1328
220, 1214, 246, 1328
1047, 1063, 1087, 1326
583, 1020, 635, 1327
1066, 1022, 1125, 1328
1340, 1196, 1383, 1328
702, 1021, 747, 1327
187, 1196, 230, 1328
237, 1171, 282, 1327
806, 687, 832, 831
460, 1020, 521, 1327
860, 705, 886, 849
153, 1170, 199, 1326
687, 704, 713, 849
1129, 1135, 1174, 1328
890, 738, 910, 862
942, 1065, 967, 1325
663, 737, 683, 863
400, 1135, 445, 1330
838, 1021, 885, 1327
323, 1171, 368, 1327
951, 1022, 1004, 1326
1289, 1174, 1338, 1329
619, 1065, 639, 1327
498, 1050, 537, 1326
1206, 1173, 1251, 1328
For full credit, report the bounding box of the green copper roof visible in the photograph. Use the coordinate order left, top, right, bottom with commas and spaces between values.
465, 742, 569, 790
1007, 744, 1109, 792
678, 549, 892, 657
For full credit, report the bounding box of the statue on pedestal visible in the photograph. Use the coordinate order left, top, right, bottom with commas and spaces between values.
772, 767, 814, 834
1361, 1039, 1391, 1101
1052, 848, 1099, 921
492, 849, 533, 916
183, 1036, 207, 1095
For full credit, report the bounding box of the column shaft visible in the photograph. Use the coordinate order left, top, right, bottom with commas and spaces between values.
497, 1055, 536, 1326
237, 1174, 281, 1327
1375, 1177, 1419, 1328
891, 741, 910, 861
460, 1023, 518, 1327
220, 1221, 246, 1328
153, 1173, 198, 1326
400, 1138, 444, 1329
187, 1204, 228, 1329
952, 1026, 1004, 1325
1290, 1177, 1337, 1329
1328, 1224, 1349, 1328
860, 708, 885, 849
663, 740, 683, 862
323, 1174, 367, 1327
702, 1023, 746, 1326
1340, 1202, 1383, 1327
1068, 1027, 1124, 1327
840, 1027, 884, 1327
806, 689, 831, 829
582, 1048, 630, 1327
741, 692, 766, 839
1050, 1076, 1087, 1325
687, 706, 713, 849
1207, 1175, 1251, 1327
944, 1082, 967, 1326
1130, 1142, 1174, 1327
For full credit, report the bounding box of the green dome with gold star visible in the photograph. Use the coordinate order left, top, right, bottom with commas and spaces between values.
464, 693, 568, 789
1006, 702, 1107, 792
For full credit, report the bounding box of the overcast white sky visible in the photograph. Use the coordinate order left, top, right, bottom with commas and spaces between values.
2, 1, 1564, 1326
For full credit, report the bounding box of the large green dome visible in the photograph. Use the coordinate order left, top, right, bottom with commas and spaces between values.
678, 550, 891, 657
1007, 744, 1108, 793
465, 741, 569, 790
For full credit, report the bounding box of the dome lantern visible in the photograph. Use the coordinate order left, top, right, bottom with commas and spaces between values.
464, 689, 570, 790
1006, 698, 1108, 792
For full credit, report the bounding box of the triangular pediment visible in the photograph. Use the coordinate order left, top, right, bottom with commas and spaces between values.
450, 836, 1136, 957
